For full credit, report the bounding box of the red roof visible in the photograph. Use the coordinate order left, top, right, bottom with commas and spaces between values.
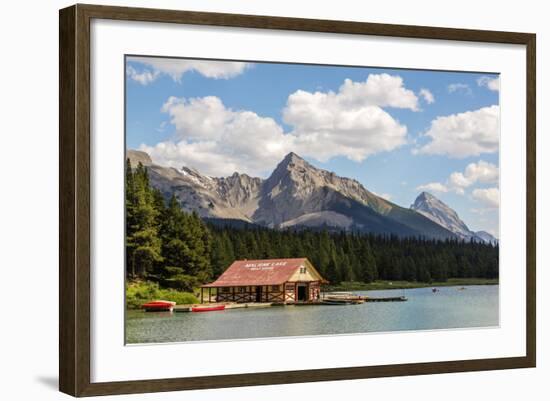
202, 258, 313, 287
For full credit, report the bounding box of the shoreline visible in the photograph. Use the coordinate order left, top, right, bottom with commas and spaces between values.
325, 278, 499, 292
126, 278, 498, 310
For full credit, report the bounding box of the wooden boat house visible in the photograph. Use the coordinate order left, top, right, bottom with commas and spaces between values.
200, 258, 327, 304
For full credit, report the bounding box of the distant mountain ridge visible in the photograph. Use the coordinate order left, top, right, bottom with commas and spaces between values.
127, 150, 474, 240
410, 191, 498, 244
474, 230, 498, 244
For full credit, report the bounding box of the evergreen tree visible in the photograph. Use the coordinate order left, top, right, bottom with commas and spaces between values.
126, 161, 499, 288
126, 161, 162, 278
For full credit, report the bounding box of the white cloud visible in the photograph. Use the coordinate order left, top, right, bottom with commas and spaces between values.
463, 160, 500, 184
448, 160, 499, 193
284, 96, 408, 162
416, 105, 500, 158
477, 76, 500, 92
416, 182, 448, 193
143, 74, 415, 176
280, 74, 415, 162
471, 207, 496, 216
143, 96, 291, 177
126, 65, 159, 85
333, 74, 420, 111
126, 57, 251, 84
161, 96, 233, 141
447, 173, 469, 194
447, 83, 472, 95
419, 88, 435, 104
417, 160, 498, 197
472, 187, 500, 208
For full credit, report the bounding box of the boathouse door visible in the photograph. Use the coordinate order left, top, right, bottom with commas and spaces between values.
297, 284, 308, 302
255, 286, 262, 302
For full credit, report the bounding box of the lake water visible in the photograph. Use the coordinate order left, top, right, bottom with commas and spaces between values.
125, 285, 499, 344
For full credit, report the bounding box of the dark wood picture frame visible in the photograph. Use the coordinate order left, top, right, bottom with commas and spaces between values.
59, 3, 536, 397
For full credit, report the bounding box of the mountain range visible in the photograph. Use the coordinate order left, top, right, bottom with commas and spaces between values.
410, 191, 497, 244
127, 150, 497, 243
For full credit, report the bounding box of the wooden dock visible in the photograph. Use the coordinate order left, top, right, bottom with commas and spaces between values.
170, 296, 406, 312
322, 292, 408, 304
363, 296, 407, 302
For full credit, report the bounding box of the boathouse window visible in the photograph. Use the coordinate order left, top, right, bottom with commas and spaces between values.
271, 285, 280, 291
300, 267, 307, 274
221, 287, 230, 293
238, 286, 247, 293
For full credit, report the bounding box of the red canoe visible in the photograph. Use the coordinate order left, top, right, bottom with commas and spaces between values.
142, 300, 176, 312
191, 305, 226, 312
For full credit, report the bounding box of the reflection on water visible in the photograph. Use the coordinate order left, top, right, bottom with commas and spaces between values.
126, 285, 499, 344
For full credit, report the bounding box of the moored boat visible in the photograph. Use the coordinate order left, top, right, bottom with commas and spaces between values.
141, 300, 176, 312
322, 298, 364, 305
322, 299, 354, 305
191, 304, 226, 312
246, 302, 272, 308
363, 295, 407, 302
323, 291, 365, 304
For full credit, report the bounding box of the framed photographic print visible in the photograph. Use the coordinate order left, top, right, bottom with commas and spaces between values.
59, 4, 536, 397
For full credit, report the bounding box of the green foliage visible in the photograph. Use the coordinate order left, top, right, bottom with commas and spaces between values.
207, 226, 499, 284
327, 278, 499, 291
126, 158, 499, 295
157, 196, 212, 282
155, 288, 199, 306
126, 161, 212, 285
126, 281, 199, 309
126, 161, 163, 277
161, 267, 200, 292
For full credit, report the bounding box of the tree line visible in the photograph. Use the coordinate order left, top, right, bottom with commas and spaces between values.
126, 161, 212, 291
126, 160, 499, 290
209, 226, 498, 284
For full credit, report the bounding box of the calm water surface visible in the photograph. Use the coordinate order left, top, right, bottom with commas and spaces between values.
126, 285, 499, 344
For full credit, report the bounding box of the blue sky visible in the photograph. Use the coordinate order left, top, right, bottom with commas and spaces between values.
126, 56, 500, 236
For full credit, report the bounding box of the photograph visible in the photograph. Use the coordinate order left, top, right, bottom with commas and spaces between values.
124, 55, 500, 344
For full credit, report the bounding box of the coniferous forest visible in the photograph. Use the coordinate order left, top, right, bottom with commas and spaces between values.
126, 161, 499, 292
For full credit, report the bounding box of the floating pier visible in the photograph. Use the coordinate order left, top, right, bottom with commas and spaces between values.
322, 292, 408, 304
165, 295, 407, 313
363, 296, 407, 302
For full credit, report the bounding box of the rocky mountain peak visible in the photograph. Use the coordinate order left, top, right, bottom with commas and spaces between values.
411, 192, 473, 239
282, 151, 304, 164
265, 152, 328, 194
218, 171, 263, 189
127, 149, 152, 167
127, 149, 458, 240
181, 165, 202, 177
272, 152, 309, 175
414, 191, 440, 206
417, 191, 434, 200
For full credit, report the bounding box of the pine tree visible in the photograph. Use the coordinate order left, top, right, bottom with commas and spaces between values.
126, 166, 500, 288
126, 162, 163, 278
